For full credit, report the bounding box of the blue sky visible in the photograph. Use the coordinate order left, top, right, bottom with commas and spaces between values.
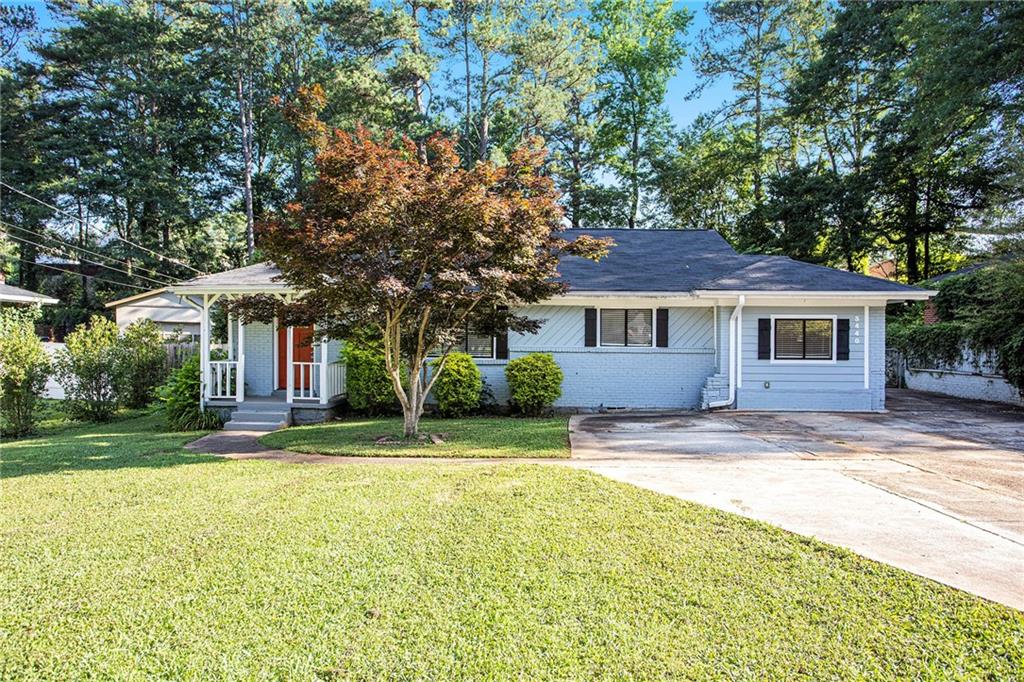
17, 0, 732, 130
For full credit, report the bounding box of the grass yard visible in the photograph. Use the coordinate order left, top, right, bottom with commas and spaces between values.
261, 415, 570, 458
1, 414, 1022, 679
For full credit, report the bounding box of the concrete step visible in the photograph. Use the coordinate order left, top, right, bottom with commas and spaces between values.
224, 420, 288, 432
230, 410, 289, 423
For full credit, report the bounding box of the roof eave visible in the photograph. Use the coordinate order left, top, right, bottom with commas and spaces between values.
0, 293, 60, 305
693, 289, 936, 300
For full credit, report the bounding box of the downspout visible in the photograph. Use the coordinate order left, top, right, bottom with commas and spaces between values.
708, 295, 745, 408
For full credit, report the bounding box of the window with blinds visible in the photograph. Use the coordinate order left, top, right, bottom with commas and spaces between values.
774, 318, 833, 360
452, 327, 494, 358
600, 309, 653, 347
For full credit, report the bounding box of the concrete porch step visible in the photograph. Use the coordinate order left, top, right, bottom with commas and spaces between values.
230, 409, 289, 423
224, 420, 288, 432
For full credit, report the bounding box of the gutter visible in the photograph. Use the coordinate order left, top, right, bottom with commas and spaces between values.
708, 295, 744, 409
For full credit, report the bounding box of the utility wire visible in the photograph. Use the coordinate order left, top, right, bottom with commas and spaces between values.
0, 181, 207, 275
2, 228, 175, 288
12, 257, 151, 291
0, 218, 179, 280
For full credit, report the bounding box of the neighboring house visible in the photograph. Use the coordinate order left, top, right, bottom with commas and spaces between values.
171, 230, 932, 425
106, 287, 201, 339
0, 276, 59, 307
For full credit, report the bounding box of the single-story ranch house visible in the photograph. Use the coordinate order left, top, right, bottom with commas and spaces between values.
171, 229, 933, 428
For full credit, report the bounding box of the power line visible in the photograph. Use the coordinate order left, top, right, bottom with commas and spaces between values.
0, 181, 207, 275
12, 257, 151, 292
2, 228, 174, 288
1, 219, 179, 286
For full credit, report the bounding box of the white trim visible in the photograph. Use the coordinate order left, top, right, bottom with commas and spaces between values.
0, 291, 59, 305
736, 304, 743, 387
236, 318, 246, 403
769, 315, 838, 365
695, 289, 934, 300
272, 316, 279, 390
863, 305, 870, 389
199, 294, 210, 410
286, 326, 294, 404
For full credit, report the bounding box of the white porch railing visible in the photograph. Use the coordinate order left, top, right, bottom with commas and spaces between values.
289, 359, 347, 403
291, 361, 319, 401
207, 360, 240, 400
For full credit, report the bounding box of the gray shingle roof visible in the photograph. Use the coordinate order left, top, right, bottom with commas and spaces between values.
697, 255, 926, 293
174, 262, 284, 292
560, 229, 926, 294
173, 229, 928, 296
557, 229, 750, 292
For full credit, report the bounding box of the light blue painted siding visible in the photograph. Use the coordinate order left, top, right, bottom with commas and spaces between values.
735, 306, 885, 411
242, 321, 275, 396
497, 305, 717, 409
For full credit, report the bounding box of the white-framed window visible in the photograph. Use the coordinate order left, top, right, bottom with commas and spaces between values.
771, 316, 836, 363
599, 308, 653, 347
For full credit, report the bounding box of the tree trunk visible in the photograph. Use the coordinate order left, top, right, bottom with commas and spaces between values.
905, 173, 920, 282
628, 109, 640, 230
478, 52, 489, 163
237, 65, 256, 259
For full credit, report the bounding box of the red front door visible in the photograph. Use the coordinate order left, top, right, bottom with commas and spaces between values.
277, 326, 314, 390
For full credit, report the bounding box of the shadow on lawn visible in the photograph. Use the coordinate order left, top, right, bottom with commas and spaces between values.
1, 412, 221, 479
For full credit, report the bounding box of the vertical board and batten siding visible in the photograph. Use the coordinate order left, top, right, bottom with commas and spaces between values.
500, 305, 717, 409
736, 306, 885, 411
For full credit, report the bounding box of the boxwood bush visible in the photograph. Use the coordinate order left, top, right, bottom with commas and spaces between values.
505, 352, 563, 415
431, 352, 482, 416
342, 339, 402, 414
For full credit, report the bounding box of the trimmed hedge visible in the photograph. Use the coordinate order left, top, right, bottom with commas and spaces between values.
431, 353, 482, 416
505, 352, 563, 415
342, 340, 402, 414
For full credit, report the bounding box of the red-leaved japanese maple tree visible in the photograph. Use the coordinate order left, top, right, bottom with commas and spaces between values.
242, 99, 610, 437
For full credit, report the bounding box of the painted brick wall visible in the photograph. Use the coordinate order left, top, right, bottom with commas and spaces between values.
905, 368, 1023, 406
735, 306, 886, 411
491, 305, 717, 409
242, 321, 275, 396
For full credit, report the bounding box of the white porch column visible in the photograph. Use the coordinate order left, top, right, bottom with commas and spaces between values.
736, 302, 744, 388
199, 294, 210, 409
286, 325, 294, 404
863, 305, 870, 389
227, 312, 234, 360
319, 337, 329, 405
236, 313, 246, 403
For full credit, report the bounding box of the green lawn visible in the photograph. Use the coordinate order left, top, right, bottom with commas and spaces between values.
261, 415, 570, 458
1, 414, 1021, 679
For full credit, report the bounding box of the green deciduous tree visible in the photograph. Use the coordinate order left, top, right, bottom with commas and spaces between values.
592, 0, 688, 229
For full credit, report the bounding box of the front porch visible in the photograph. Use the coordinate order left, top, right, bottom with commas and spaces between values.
183, 289, 347, 426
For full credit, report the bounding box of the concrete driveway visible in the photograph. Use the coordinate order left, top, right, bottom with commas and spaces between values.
569, 390, 1024, 610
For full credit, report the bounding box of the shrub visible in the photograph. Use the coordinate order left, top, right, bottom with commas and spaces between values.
342, 339, 401, 414
505, 352, 563, 415
0, 306, 51, 436
117, 319, 168, 408
54, 315, 122, 421
431, 352, 482, 416
160, 354, 223, 431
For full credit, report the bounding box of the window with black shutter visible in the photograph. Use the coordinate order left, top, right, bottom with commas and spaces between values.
773, 319, 833, 360
599, 309, 653, 347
